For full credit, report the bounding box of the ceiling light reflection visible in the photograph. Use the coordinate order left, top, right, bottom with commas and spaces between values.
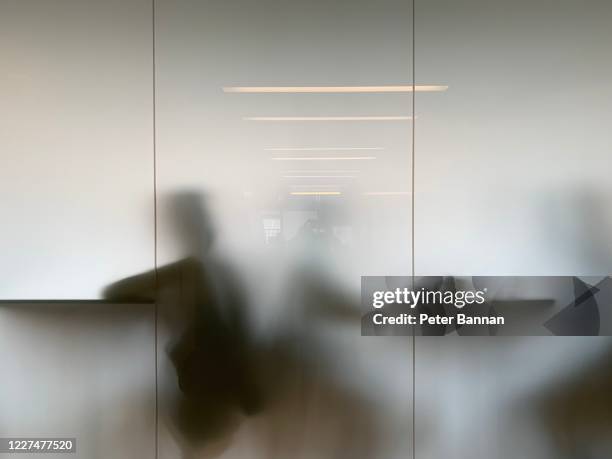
271, 156, 377, 161
363, 191, 412, 196
224, 85, 448, 93
283, 175, 357, 178
246, 116, 412, 121
265, 147, 383, 151
282, 170, 360, 173
290, 191, 342, 196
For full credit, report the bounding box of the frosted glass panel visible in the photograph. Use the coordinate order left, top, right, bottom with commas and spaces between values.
414, 2, 612, 458
0, 0, 154, 299
416, 337, 612, 458
155, 0, 416, 457
415, 0, 612, 276
0, 303, 155, 459
155, 0, 417, 276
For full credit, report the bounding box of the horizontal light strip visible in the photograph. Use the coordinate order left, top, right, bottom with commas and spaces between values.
283, 175, 357, 178
265, 147, 383, 151
271, 156, 376, 161
224, 85, 448, 93
283, 170, 360, 173
290, 191, 342, 196
363, 191, 412, 196
291, 184, 340, 188
246, 116, 412, 121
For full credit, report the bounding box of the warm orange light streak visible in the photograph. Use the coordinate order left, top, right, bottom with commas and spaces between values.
265, 147, 383, 151
224, 85, 448, 93
363, 191, 412, 196
246, 116, 412, 121
283, 175, 357, 178
290, 191, 342, 196
271, 156, 377, 161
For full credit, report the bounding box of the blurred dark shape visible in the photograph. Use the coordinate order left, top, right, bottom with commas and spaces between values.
536, 346, 612, 459
104, 192, 262, 452
250, 264, 383, 458
534, 189, 612, 457
289, 219, 345, 254
104, 191, 382, 458
288, 265, 362, 322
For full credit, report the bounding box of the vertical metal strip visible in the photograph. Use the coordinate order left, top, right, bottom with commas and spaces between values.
151, 0, 159, 457
411, 0, 417, 458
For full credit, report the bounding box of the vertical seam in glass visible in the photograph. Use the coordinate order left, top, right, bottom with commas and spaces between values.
411, 0, 417, 458
151, 0, 159, 457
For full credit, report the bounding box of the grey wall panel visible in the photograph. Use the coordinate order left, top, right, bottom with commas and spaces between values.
414, 1, 612, 458
0, 303, 156, 459
0, 0, 154, 299
415, 0, 612, 276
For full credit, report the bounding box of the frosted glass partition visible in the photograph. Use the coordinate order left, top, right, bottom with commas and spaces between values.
155, 0, 417, 457
414, 1, 612, 458
155, 0, 424, 277
6, 0, 610, 457
0, 303, 155, 459
415, 336, 612, 458
415, 0, 612, 276
0, 0, 154, 299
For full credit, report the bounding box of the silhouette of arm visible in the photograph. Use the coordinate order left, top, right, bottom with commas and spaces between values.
102, 257, 202, 302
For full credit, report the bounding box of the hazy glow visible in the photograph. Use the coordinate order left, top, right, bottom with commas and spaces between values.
282, 170, 360, 173
283, 175, 357, 178
271, 156, 377, 161
224, 85, 448, 93
245, 116, 412, 121
363, 191, 412, 195
289, 191, 342, 196
290, 184, 340, 188
264, 147, 383, 151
